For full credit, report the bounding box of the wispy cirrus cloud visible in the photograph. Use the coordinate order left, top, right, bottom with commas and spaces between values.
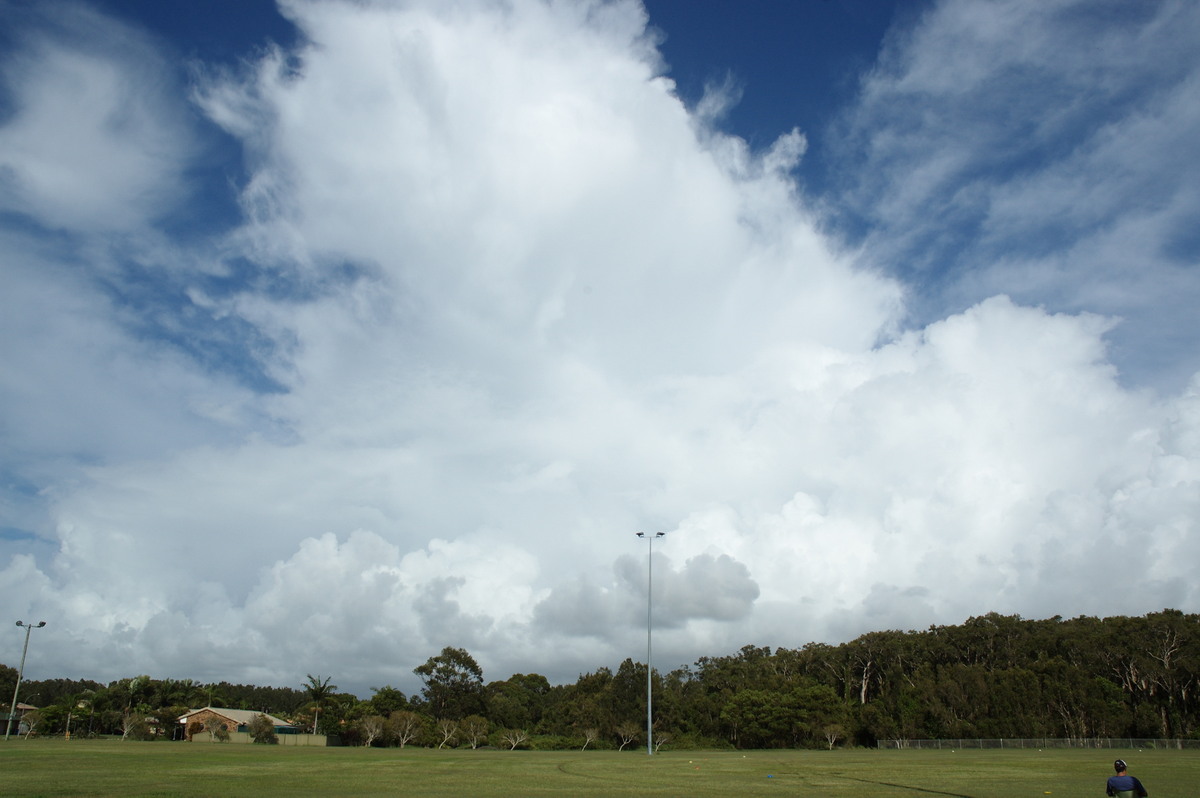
830, 0, 1200, 389
0, 1, 200, 232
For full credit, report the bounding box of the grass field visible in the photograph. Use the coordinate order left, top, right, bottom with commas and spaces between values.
1, 740, 1197, 797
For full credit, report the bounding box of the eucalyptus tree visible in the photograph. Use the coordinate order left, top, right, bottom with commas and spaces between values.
414, 647, 486, 720
358, 714, 386, 746
368, 685, 408, 716
385, 710, 425, 748
460, 714, 489, 748
487, 673, 550, 730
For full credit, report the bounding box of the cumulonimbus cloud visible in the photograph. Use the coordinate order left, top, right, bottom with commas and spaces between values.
0, 0, 1196, 693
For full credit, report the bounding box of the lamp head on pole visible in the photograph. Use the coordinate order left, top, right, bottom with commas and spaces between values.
636, 532, 644, 538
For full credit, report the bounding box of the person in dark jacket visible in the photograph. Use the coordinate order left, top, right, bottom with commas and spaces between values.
1106, 759, 1148, 797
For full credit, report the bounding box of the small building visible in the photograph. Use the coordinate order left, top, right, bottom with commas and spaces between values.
3, 702, 39, 736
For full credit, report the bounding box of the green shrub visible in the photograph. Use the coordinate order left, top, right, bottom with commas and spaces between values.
529, 734, 574, 750
248, 713, 279, 744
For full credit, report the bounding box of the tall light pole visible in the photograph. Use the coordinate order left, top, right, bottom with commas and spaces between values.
6, 621, 46, 741
636, 531, 664, 755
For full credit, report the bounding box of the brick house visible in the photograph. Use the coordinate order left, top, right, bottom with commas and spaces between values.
177, 707, 295, 740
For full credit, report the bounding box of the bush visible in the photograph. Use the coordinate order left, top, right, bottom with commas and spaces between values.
248, 713, 279, 744
529, 734, 575, 750
666, 732, 734, 750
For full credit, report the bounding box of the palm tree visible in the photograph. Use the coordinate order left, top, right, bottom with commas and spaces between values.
304, 674, 337, 734
158, 678, 206, 709
203, 683, 230, 709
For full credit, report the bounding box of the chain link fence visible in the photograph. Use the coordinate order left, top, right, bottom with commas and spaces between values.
878, 738, 1200, 750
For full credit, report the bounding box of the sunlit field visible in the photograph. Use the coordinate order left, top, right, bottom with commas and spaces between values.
1, 740, 1197, 797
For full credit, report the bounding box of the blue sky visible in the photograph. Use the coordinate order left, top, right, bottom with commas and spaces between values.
645, 1, 911, 151
1, 0, 1198, 696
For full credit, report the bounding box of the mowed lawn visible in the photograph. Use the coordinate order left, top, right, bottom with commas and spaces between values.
1, 740, 1197, 797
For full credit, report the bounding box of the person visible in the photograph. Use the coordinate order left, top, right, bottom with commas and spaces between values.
1106, 759, 1148, 797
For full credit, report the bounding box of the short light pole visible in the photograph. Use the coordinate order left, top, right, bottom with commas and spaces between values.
636, 531, 664, 755
6, 621, 46, 741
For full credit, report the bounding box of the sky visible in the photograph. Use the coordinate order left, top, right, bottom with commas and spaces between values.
1, 0, 1198, 698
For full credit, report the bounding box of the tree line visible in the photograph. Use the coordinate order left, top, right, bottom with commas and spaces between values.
3, 609, 1197, 749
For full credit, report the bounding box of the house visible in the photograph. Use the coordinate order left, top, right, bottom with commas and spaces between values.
3, 702, 39, 736
177, 706, 296, 739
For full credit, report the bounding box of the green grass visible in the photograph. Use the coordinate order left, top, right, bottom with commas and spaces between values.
1, 740, 1197, 797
